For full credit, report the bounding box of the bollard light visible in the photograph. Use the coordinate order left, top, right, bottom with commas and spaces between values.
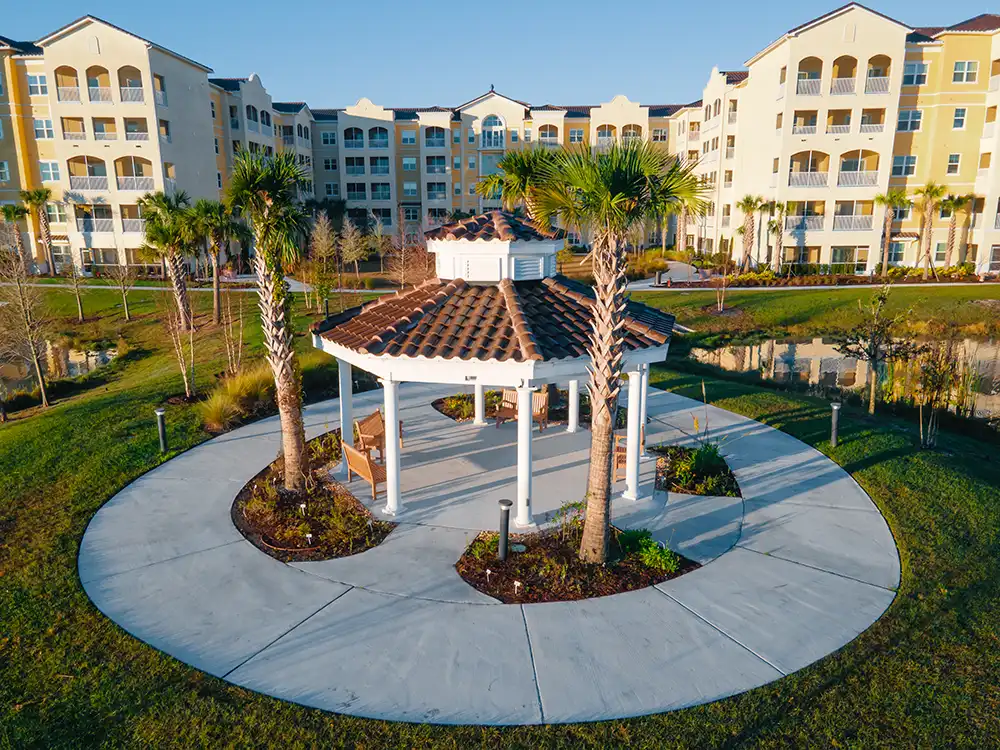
498, 499, 513, 561
324, 298, 330, 318
830, 402, 841, 448
154, 407, 167, 453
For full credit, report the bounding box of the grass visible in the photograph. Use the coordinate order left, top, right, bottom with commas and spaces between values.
2, 286, 1000, 747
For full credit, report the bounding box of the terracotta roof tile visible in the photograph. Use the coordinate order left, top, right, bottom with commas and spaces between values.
425, 210, 565, 242
943, 14, 1000, 32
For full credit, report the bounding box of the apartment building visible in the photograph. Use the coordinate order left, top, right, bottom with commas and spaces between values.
686, 4, 1000, 275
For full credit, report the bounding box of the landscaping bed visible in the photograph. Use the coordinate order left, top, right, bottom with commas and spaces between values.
455, 506, 698, 603
231, 429, 394, 562
651, 441, 741, 497
433, 388, 627, 428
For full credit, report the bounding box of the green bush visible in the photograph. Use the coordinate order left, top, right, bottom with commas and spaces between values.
363, 277, 376, 290
617, 528, 679, 573
689, 441, 727, 476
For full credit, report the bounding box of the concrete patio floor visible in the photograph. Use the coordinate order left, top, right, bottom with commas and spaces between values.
78, 384, 899, 725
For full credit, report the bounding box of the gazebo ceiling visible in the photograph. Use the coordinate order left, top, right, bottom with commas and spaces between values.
312, 275, 675, 363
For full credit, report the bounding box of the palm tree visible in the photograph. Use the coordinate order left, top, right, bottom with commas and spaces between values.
228, 150, 311, 492
139, 190, 195, 329
475, 147, 557, 220
939, 193, 972, 268
1, 203, 29, 267
190, 198, 249, 325
20, 188, 54, 275
913, 182, 947, 280
736, 195, 765, 271
533, 141, 704, 563
873, 189, 910, 280
765, 201, 787, 272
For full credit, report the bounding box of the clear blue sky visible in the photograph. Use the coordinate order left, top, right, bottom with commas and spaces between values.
9, 0, 989, 108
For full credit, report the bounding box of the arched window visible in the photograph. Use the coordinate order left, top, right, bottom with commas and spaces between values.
369, 126, 389, 148
622, 124, 642, 141
54, 65, 80, 101
303, 126, 309, 140
425, 125, 446, 148
297, 124, 303, 137
713, 99, 721, 117
344, 127, 363, 149
245, 105, 258, 122
538, 124, 558, 144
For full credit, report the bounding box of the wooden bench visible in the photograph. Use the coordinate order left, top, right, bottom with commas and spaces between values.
494, 389, 549, 431
355, 408, 404, 462
613, 434, 628, 482
342, 439, 386, 502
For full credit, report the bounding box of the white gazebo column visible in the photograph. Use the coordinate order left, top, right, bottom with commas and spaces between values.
515, 385, 535, 527
473, 382, 486, 425
381, 378, 403, 517
566, 379, 580, 433
623, 369, 642, 501
337, 359, 353, 476
639, 364, 650, 458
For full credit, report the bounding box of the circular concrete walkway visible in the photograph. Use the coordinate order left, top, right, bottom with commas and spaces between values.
78, 385, 899, 725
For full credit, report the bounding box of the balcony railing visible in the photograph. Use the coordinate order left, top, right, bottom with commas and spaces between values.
57, 86, 81, 102
983, 122, 995, 139
859, 122, 884, 133
796, 78, 821, 95
540, 137, 559, 147
792, 125, 816, 135
63, 131, 86, 141
723, 180, 733, 189
426, 192, 447, 201
728, 112, 737, 124
125, 131, 149, 141
345, 166, 365, 176
119, 86, 144, 102
702, 151, 719, 164
159, 134, 171, 144
978, 167, 990, 179
121, 218, 145, 233
370, 165, 390, 176
164, 178, 177, 193
247, 120, 259, 133
721, 216, 731, 227
69, 175, 108, 190
76, 217, 113, 232
371, 190, 391, 201
785, 215, 825, 231
989, 75, 1000, 92
298, 136, 310, 147
777, 82, 786, 99
480, 133, 505, 149
725, 147, 735, 159
89, 86, 112, 102
117, 176, 155, 191
230, 117, 240, 130
830, 77, 856, 95
283, 135, 294, 146
838, 170, 878, 187
833, 215, 874, 231
94, 131, 117, 141
154, 90, 167, 106
788, 171, 828, 187
346, 190, 366, 201
687, 131, 700, 141
995, 214, 1000, 230
596, 136, 614, 149
702, 119, 718, 134
261, 124, 273, 137
865, 76, 890, 95
827, 124, 851, 134
426, 165, 445, 174
343, 139, 363, 150
369, 138, 389, 149
424, 137, 446, 149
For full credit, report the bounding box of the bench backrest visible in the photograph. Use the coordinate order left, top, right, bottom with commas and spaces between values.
501, 389, 518, 409
342, 440, 376, 481
356, 409, 385, 438
532, 390, 549, 416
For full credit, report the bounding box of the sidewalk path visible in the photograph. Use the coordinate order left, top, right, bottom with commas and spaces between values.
78, 385, 899, 725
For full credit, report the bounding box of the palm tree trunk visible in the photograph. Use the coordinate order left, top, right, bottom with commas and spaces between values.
35, 208, 54, 276
944, 216, 957, 268
922, 207, 933, 280
579, 231, 626, 564
11, 225, 27, 269
165, 252, 192, 330
677, 208, 687, 257
253, 251, 307, 492
881, 208, 893, 280
210, 247, 221, 325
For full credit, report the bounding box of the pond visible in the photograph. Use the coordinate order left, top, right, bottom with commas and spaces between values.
0, 342, 118, 393
691, 337, 1000, 421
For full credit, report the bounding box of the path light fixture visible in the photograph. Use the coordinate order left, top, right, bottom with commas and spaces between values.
154, 407, 167, 453
831, 402, 842, 448
498, 499, 513, 561
299, 502, 307, 516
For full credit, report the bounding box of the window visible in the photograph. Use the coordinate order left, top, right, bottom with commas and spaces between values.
772, 157, 780, 173
210, 101, 217, 120
469, 185, 476, 196
513, 130, 522, 143
324, 158, 337, 171
321, 131, 336, 145
217, 172, 223, 189
0, 71, 4, 97
426, 182, 446, 200
403, 181, 417, 197
46, 203, 67, 224
453, 129, 460, 144
370, 156, 389, 175
953, 108, 966, 129
325, 183, 339, 197
27, 74, 47, 96
468, 128, 475, 144
0, 161, 9, 182
424, 127, 445, 148
947, 154, 961, 175
454, 156, 461, 171
934, 242, 947, 262
569, 128, 584, 143
454, 182, 462, 195
902, 62, 928, 86
214, 137, 219, 155
402, 156, 416, 171
403, 207, 419, 222
892, 155, 917, 176
39, 161, 60, 181
345, 157, 365, 176
652, 128, 667, 142
426, 155, 446, 174
896, 204, 911, 221
897, 110, 922, 132
371, 183, 391, 200
371, 208, 392, 227
953, 61, 978, 83
34, 118, 54, 139
402, 130, 416, 145
346, 183, 366, 201
467, 156, 476, 170
940, 205, 953, 219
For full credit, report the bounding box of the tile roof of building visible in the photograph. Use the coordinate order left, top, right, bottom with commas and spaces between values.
313, 276, 674, 362
208, 77, 247, 92
0, 35, 42, 55
272, 101, 306, 113
723, 70, 749, 84
785, 3, 909, 35
311, 109, 341, 121
941, 13, 1000, 32
907, 27, 944, 42
424, 211, 565, 243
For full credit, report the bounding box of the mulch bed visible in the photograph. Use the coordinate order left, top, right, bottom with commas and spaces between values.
456, 520, 698, 604
231, 429, 394, 563
651, 444, 741, 497
433, 389, 626, 429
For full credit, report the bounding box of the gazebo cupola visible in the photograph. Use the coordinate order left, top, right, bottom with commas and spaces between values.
427, 211, 563, 283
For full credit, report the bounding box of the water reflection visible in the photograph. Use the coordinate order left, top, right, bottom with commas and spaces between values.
0, 341, 117, 392
691, 337, 1000, 419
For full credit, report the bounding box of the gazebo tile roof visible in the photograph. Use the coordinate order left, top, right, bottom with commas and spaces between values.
313, 275, 675, 364
425, 210, 565, 242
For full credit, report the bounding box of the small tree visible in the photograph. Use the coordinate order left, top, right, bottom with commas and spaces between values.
913, 182, 946, 280
0, 242, 50, 407
21, 188, 54, 275
833, 286, 923, 415
105, 261, 138, 321
368, 210, 394, 276
63, 260, 87, 323
309, 212, 337, 312
1, 203, 30, 268
873, 189, 910, 279
160, 292, 195, 399
736, 195, 764, 271
339, 217, 369, 279
940, 193, 972, 268
221, 287, 244, 376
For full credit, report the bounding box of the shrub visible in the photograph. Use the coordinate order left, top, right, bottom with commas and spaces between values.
617, 528, 679, 573
197, 390, 241, 432
689, 441, 727, 476
363, 277, 376, 290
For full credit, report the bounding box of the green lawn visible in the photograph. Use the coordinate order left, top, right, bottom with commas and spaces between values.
2, 288, 999, 747
633, 285, 1000, 344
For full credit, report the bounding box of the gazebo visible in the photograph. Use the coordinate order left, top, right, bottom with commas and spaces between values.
311, 210, 675, 527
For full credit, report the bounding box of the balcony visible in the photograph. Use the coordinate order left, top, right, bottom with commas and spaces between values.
122, 218, 145, 233
792, 125, 816, 135
990, 75, 1000, 92
89, 86, 112, 103
481, 132, 505, 149
983, 122, 995, 139
119, 86, 144, 102
426, 191, 447, 202
346, 190, 366, 201
345, 166, 365, 176
838, 170, 878, 187
247, 120, 259, 133
830, 77, 856, 95
63, 132, 86, 141
788, 171, 828, 187
261, 124, 273, 137
370, 165, 390, 176
57, 86, 81, 102
978, 168, 990, 179
860, 122, 884, 133
164, 178, 177, 193
154, 90, 167, 106
865, 77, 890, 95
728, 112, 737, 124
702, 118, 718, 134
159, 134, 171, 145
995, 214, 1000, 230
540, 137, 559, 147
298, 136, 310, 148
725, 147, 735, 159
343, 139, 363, 150
283, 135, 294, 146
369, 138, 389, 149
426, 165, 445, 175
230, 117, 240, 130
721, 216, 731, 227
796, 79, 821, 96
833, 215, 874, 231
76, 217, 113, 232
702, 151, 719, 165
94, 131, 117, 141
785, 215, 825, 231
69, 175, 108, 190
117, 176, 155, 191
125, 131, 149, 141
688, 130, 700, 141
827, 124, 851, 134
596, 136, 614, 149
723, 180, 733, 188
777, 82, 786, 99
